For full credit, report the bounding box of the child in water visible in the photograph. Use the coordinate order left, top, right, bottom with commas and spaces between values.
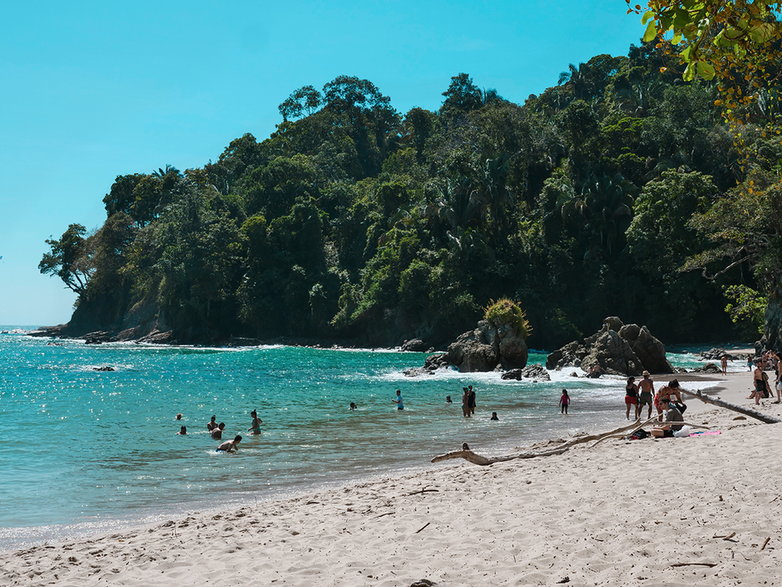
559, 389, 570, 415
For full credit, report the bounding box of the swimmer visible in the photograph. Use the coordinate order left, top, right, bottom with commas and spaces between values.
216, 435, 242, 453
349, 402, 358, 410
248, 410, 263, 434
177, 426, 187, 435
490, 412, 499, 421
445, 395, 452, 403
176, 413, 183, 421
211, 422, 225, 440
207, 415, 217, 431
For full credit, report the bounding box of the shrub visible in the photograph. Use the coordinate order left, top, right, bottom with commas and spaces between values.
484, 298, 532, 338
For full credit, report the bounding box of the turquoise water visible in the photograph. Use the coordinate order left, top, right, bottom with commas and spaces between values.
0, 329, 721, 547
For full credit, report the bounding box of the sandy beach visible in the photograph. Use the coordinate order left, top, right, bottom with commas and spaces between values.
3, 370, 781, 587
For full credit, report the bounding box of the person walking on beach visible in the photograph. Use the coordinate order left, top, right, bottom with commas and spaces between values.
638, 371, 655, 420
461, 387, 471, 418
721, 355, 728, 375
216, 435, 242, 453
393, 389, 404, 410
625, 376, 639, 420
468, 385, 476, 416
559, 389, 570, 414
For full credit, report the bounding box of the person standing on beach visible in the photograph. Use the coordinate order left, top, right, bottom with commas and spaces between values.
468, 385, 476, 416
625, 376, 639, 420
752, 362, 771, 404
559, 389, 570, 414
721, 355, 728, 375
393, 389, 404, 410
638, 371, 655, 420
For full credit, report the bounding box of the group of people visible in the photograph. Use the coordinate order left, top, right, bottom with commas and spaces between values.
624, 372, 688, 434
175, 409, 264, 453
751, 351, 781, 404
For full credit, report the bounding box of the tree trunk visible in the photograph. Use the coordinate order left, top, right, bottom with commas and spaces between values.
680, 389, 781, 424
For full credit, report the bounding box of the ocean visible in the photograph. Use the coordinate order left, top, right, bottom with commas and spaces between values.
0, 328, 727, 548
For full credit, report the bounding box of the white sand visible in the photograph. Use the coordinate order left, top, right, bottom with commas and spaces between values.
3, 371, 782, 586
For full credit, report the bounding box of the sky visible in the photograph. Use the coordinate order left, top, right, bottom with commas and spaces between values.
0, 0, 645, 326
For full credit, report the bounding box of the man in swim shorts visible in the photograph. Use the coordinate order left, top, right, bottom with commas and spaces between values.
216, 435, 242, 453
638, 371, 655, 419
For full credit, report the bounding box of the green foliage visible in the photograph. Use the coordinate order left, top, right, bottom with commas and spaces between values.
43, 56, 774, 345
484, 298, 532, 338
723, 284, 767, 335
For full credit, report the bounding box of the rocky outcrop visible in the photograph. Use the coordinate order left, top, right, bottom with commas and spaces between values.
401, 338, 429, 352
546, 316, 673, 376
693, 362, 721, 374
699, 348, 737, 361
501, 364, 550, 381
445, 320, 528, 372
403, 353, 448, 376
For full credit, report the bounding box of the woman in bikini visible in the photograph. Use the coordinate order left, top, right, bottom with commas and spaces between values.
624, 376, 639, 420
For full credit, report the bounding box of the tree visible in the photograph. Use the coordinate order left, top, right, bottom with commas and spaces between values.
39, 224, 94, 295
278, 85, 323, 121
441, 73, 483, 115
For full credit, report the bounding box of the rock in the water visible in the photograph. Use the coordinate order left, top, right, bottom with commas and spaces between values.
401, 338, 429, 352
699, 347, 737, 361
84, 331, 113, 344
404, 353, 448, 377
446, 325, 498, 372
501, 369, 523, 380
92, 366, 115, 372
137, 330, 176, 344
521, 364, 550, 381
693, 362, 721, 374
546, 316, 672, 376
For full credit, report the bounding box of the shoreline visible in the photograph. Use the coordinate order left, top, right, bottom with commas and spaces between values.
3, 371, 781, 585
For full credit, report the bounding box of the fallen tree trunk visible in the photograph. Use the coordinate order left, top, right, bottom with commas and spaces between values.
431, 420, 643, 466
681, 389, 781, 424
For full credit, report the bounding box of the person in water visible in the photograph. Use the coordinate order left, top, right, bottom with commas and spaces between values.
207, 415, 217, 431
468, 385, 476, 416
248, 410, 263, 434
393, 389, 404, 410
216, 435, 242, 453
211, 422, 226, 440
176, 413, 183, 421
349, 402, 357, 410
445, 395, 452, 403
490, 412, 499, 421
177, 426, 187, 435
559, 389, 570, 414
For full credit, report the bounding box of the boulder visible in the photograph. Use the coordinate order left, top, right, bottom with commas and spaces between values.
137, 330, 176, 344
445, 319, 528, 372
693, 362, 721, 374
84, 331, 113, 344
404, 353, 448, 377
401, 338, 429, 352
546, 316, 672, 376
521, 364, 550, 381
699, 348, 736, 361
501, 369, 523, 380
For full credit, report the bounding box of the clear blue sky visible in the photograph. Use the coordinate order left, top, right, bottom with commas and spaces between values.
0, 0, 644, 326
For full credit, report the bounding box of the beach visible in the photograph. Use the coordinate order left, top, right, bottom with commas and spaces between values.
2, 370, 781, 586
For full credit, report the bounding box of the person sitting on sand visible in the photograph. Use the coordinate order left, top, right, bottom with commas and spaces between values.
650, 397, 684, 438
393, 389, 404, 410
638, 371, 655, 420
211, 422, 226, 440
207, 415, 217, 431
559, 389, 570, 415
655, 379, 683, 421
248, 410, 263, 434
177, 426, 187, 435
216, 435, 242, 453
625, 376, 639, 420
490, 412, 499, 421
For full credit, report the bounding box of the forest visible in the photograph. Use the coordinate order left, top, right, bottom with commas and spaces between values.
40, 42, 782, 349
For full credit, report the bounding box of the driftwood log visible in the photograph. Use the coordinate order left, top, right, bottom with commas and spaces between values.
432, 384, 780, 467
681, 389, 781, 424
